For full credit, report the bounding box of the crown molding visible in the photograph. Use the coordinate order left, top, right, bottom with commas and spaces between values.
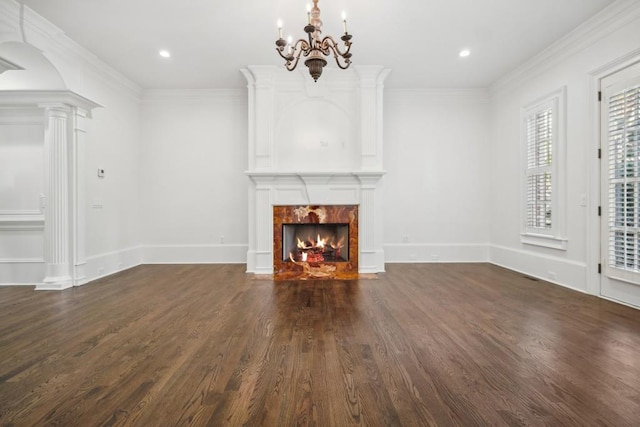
386, 88, 490, 105
0, 90, 101, 116
141, 89, 245, 104
0, 0, 142, 102
490, 0, 640, 97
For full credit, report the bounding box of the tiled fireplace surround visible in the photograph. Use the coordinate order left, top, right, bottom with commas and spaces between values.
242, 65, 390, 277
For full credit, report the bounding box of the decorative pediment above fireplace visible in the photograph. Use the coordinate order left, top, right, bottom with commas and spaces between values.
241, 66, 390, 276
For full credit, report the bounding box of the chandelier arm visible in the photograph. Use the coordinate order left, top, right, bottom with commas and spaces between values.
276, 39, 311, 70
321, 36, 351, 57
275, 47, 301, 71
284, 54, 302, 71
326, 44, 352, 69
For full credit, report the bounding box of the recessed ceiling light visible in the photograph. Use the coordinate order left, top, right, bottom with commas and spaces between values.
159, 49, 171, 58
459, 49, 471, 58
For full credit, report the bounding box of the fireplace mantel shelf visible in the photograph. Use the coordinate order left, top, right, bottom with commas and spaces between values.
246, 171, 385, 189
245, 171, 386, 179
245, 171, 386, 184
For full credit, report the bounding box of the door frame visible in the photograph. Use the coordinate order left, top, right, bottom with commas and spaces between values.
588, 49, 640, 302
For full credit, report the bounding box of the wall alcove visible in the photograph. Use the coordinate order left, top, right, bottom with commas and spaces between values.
0, 41, 100, 289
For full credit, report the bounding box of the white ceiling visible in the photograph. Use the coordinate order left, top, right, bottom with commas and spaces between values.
19, 0, 616, 90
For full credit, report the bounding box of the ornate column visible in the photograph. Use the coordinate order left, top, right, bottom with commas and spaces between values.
1, 91, 99, 290
41, 103, 72, 289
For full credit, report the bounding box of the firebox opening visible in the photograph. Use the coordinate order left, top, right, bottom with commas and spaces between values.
282, 223, 349, 263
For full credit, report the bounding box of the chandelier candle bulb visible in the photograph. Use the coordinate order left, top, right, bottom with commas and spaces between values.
277, 20, 283, 39
342, 11, 347, 33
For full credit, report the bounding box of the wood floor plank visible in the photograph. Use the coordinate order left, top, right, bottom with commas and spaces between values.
1, 263, 640, 426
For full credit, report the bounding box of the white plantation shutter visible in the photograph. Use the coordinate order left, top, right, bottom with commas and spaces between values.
526, 109, 553, 230
606, 84, 640, 275
521, 87, 566, 250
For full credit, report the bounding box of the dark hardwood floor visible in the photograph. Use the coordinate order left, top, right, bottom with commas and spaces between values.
1, 263, 639, 426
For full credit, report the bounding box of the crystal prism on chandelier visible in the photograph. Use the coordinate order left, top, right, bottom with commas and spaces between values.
275, 0, 353, 82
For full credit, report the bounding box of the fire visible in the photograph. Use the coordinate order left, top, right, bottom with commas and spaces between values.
297, 237, 307, 249
297, 234, 329, 250
330, 236, 345, 250
289, 232, 346, 263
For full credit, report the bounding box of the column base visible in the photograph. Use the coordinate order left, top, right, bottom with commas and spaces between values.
37, 274, 73, 290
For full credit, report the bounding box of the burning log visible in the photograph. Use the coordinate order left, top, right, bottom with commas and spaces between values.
287, 255, 337, 278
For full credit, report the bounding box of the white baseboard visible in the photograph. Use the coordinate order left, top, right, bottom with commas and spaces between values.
384, 243, 490, 263
84, 246, 144, 284
489, 244, 588, 294
1, 243, 590, 296
143, 244, 248, 264
0, 259, 45, 285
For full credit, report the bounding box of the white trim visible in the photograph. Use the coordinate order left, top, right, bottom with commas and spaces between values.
83, 246, 143, 285
489, 244, 588, 293
598, 294, 640, 310
386, 88, 490, 105
0, 283, 38, 287
0, 91, 101, 114
0, 259, 45, 285
520, 233, 568, 250
0, 211, 44, 230
143, 244, 248, 264
142, 89, 245, 104
0, 258, 44, 263
384, 243, 490, 263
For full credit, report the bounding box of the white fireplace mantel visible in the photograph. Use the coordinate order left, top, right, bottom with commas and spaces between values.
242, 66, 390, 275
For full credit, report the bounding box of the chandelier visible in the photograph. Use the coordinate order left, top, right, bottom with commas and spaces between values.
275, 0, 352, 82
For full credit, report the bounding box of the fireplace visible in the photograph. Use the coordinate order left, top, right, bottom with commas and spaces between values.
242, 66, 389, 276
273, 205, 358, 280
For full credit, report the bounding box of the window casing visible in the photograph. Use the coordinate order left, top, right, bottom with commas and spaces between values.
521, 87, 567, 250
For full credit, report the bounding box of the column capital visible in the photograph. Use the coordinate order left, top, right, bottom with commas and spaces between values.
39, 102, 72, 117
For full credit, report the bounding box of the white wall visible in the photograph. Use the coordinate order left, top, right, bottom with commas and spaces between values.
0, 0, 143, 284
139, 91, 248, 263
82, 81, 142, 279
489, 2, 640, 294
384, 90, 491, 262
0, 108, 44, 283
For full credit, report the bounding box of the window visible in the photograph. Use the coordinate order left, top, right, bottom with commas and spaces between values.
521, 87, 567, 250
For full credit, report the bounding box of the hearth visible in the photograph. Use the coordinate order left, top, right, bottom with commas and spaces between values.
273, 205, 358, 280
